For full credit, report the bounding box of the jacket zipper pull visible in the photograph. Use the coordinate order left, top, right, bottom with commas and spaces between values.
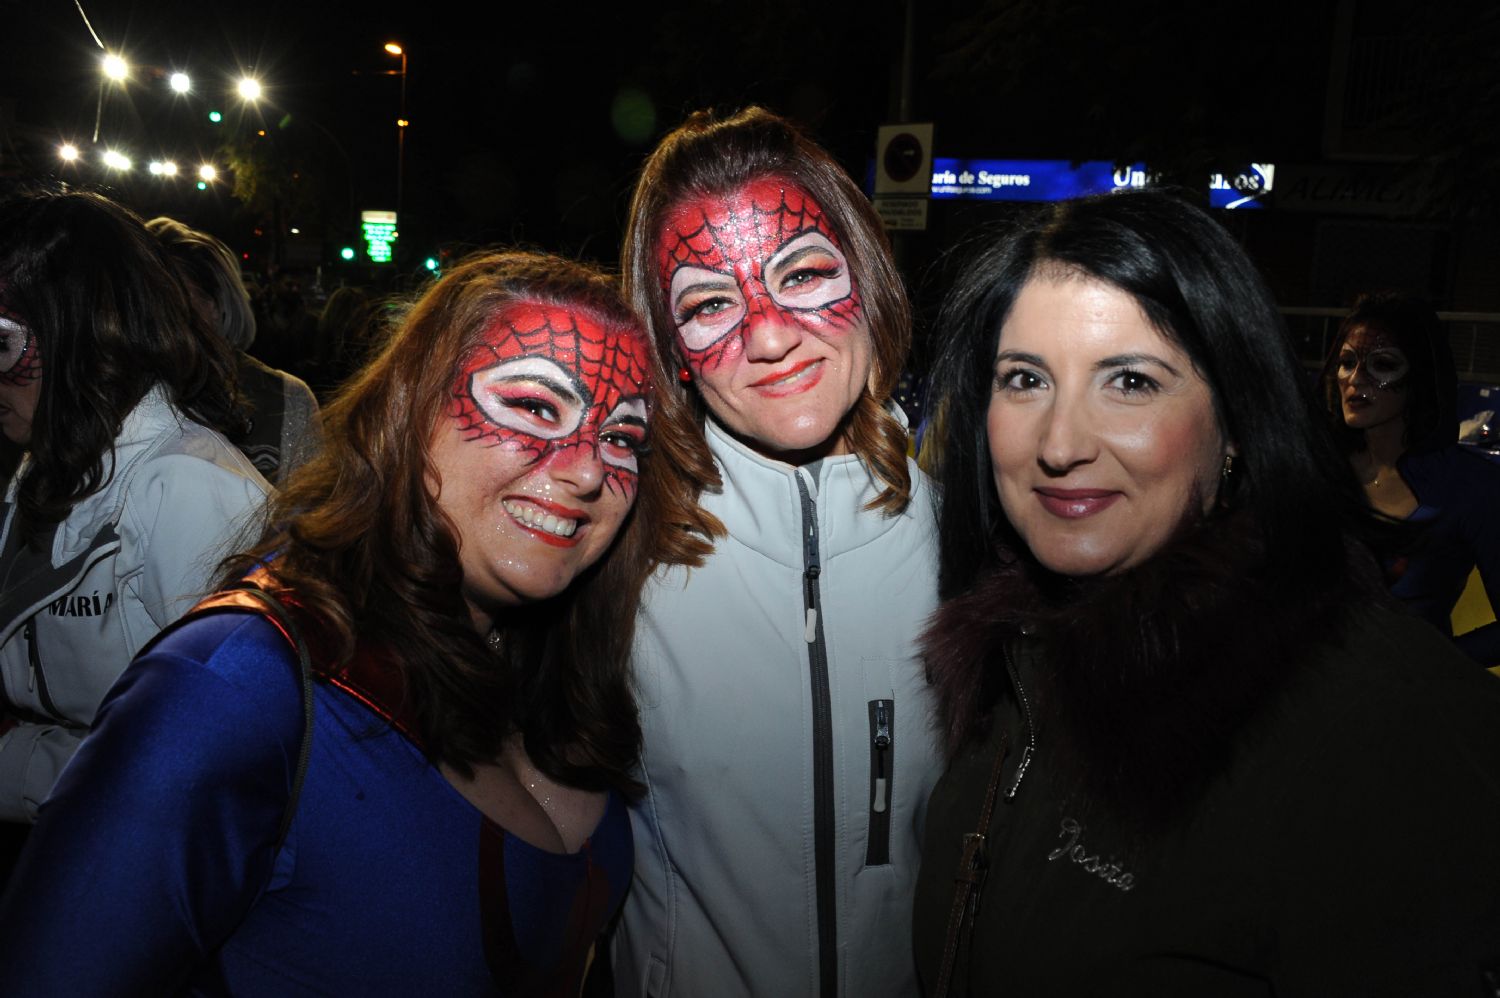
803, 564, 820, 643
872, 701, 891, 813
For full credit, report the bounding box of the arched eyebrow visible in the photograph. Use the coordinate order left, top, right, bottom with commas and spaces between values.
767, 232, 839, 274
1094, 353, 1183, 378
485, 373, 584, 407
669, 270, 737, 312
471, 354, 589, 407
995, 350, 1048, 369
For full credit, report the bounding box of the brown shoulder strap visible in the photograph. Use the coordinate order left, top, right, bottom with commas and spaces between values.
933, 732, 1009, 998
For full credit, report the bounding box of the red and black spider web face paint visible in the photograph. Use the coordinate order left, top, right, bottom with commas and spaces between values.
657, 176, 865, 375
0, 297, 42, 389
449, 302, 652, 501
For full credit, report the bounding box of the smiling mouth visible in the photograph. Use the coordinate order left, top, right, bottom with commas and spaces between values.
750, 358, 823, 395
502, 499, 581, 540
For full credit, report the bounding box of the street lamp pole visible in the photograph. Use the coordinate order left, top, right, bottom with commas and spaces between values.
384, 43, 408, 237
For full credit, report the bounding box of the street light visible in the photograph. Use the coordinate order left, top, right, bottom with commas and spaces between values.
95, 53, 129, 142
198, 163, 218, 182
58, 144, 79, 162
148, 160, 178, 177
383, 42, 408, 249
101, 149, 132, 171
169, 72, 191, 94
236, 76, 262, 101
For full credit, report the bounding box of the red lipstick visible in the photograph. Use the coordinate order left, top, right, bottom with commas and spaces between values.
750, 358, 823, 396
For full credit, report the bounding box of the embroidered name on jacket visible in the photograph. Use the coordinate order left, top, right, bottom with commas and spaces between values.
48, 591, 116, 617
1047, 818, 1136, 892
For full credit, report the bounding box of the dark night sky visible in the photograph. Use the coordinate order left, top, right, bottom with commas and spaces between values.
2, 0, 1492, 284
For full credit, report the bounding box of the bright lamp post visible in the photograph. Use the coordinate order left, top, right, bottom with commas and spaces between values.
384, 42, 408, 241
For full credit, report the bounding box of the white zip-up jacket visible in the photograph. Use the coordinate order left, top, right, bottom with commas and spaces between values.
0, 386, 270, 821
616, 415, 943, 997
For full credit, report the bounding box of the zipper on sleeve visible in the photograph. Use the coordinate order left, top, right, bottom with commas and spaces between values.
795, 472, 838, 998
865, 698, 894, 865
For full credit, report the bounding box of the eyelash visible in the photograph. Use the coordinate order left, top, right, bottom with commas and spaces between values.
676, 297, 735, 325
601, 429, 649, 456
782, 264, 840, 290
501, 394, 560, 423
995, 367, 1045, 393
1109, 368, 1160, 396
994, 367, 1161, 396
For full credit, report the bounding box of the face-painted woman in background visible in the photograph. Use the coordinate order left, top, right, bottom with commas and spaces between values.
611, 107, 945, 998
1317, 291, 1500, 666
0, 251, 709, 995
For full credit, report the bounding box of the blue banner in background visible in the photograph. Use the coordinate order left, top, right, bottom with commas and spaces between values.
929, 159, 1149, 201
919, 159, 1274, 209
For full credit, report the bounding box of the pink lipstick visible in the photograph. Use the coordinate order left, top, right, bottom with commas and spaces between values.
1034, 488, 1121, 519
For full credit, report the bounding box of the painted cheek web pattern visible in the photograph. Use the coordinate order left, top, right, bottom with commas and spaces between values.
659, 186, 864, 374
449, 310, 651, 500
0, 302, 40, 388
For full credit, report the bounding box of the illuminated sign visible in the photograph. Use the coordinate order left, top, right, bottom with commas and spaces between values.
925, 160, 1274, 210
360, 209, 398, 263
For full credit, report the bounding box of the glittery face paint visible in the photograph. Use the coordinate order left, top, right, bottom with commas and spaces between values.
0, 297, 43, 446
430, 301, 652, 619
656, 177, 873, 461
1336, 325, 1410, 432
0, 301, 41, 389
450, 302, 652, 501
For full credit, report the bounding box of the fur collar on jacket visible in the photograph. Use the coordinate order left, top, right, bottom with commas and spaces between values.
924, 513, 1382, 823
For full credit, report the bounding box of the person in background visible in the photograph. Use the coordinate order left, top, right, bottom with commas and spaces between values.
148, 216, 324, 485
916, 191, 1500, 996
0, 191, 269, 877
1318, 290, 1500, 666
0, 250, 711, 994
612, 106, 943, 997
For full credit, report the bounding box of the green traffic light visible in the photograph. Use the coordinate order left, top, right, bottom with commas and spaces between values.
340, 247, 356, 262
208, 110, 223, 124
196, 181, 208, 191
424, 257, 439, 272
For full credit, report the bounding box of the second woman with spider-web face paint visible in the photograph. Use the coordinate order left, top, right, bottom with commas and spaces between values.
611, 107, 944, 998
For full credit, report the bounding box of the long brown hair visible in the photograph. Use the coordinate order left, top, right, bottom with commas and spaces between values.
622, 106, 914, 515
224, 251, 712, 794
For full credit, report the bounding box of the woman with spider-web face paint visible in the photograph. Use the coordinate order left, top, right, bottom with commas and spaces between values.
1316, 291, 1500, 666
610, 106, 943, 998
0, 250, 719, 993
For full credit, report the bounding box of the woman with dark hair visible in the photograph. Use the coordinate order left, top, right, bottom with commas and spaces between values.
613, 106, 943, 997
915, 191, 1500, 995
1317, 291, 1500, 665
147, 216, 324, 485
0, 250, 713, 993
0, 191, 268, 842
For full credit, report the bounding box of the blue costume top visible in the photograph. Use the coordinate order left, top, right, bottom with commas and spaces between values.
0, 607, 632, 996
1393, 446, 1500, 666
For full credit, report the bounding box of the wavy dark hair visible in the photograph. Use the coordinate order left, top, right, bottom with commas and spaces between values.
927, 190, 1367, 602
622, 106, 914, 516
146, 216, 258, 351
0, 191, 245, 536
223, 250, 712, 794
924, 192, 1377, 751
1316, 290, 1457, 456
